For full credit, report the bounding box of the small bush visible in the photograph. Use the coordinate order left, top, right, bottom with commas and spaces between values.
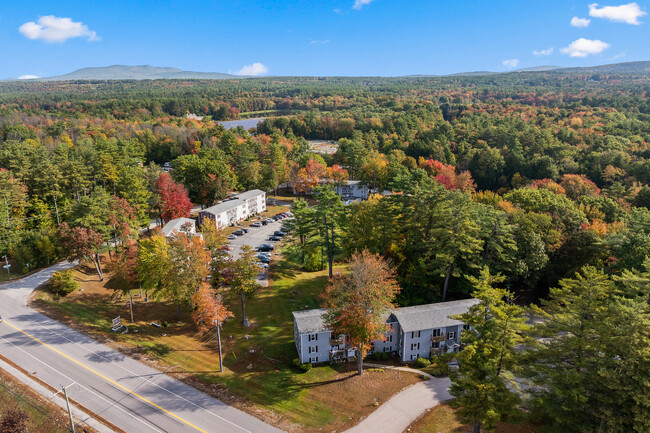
291, 358, 312, 372
381, 352, 389, 360
0, 408, 29, 433
415, 357, 431, 368
49, 269, 78, 297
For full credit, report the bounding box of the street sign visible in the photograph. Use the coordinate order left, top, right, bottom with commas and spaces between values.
2, 265, 10, 269
112, 316, 121, 327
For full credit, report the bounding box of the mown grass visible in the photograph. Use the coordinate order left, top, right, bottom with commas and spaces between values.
32, 255, 420, 432
0, 369, 89, 433
409, 403, 541, 433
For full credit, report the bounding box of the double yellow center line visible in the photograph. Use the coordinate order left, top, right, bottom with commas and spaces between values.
2, 319, 209, 433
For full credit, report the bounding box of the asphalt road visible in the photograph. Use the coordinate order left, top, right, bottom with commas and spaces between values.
228, 217, 289, 287
0, 263, 283, 433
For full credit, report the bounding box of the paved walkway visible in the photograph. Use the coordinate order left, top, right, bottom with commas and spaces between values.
344, 364, 451, 433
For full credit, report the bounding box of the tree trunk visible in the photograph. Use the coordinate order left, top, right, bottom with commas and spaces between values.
328, 222, 335, 279
217, 322, 223, 373
53, 195, 60, 225
129, 291, 134, 323
176, 304, 180, 319
93, 254, 104, 281
442, 261, 453, 302
241, 292, 246, 326
357, 343, 364, 375
473, 420, 482, 433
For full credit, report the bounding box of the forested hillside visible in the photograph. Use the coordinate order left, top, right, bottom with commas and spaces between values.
1, 73, 649, 303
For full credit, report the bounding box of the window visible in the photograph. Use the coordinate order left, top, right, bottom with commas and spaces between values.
432, 342, 439, 348
448, 332, 455, 340
308, 333, 318, 341
463, 324, 471, 331
309, 346, 318, 353
410, 343, 420, 351
309, 357, 318, 363
411, 331, 420, 339
384, 346, 390, 352
432, 328, 442, 337
387, 334, 393, 343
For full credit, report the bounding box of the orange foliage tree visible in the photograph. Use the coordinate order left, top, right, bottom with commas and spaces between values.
192, 282, 233, 372
294, 158, 327, 193
322, 250, 400, 375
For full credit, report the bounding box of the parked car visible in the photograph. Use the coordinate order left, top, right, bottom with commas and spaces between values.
257, 262, 269, 269
233, 230, 244, 236
258, 256, 270, 263
273, 231, 286, 237
257, 243, 274, 252
265, 218, 274, 224
241, 228, 249, 233
269, 235, 282, 241
251, 222, 262, 228
227, 234, 238, 240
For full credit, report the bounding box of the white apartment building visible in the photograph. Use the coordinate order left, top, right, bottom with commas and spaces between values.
197, 189, 266, 229
161, 217, 197, 238
293, 298, 479, 364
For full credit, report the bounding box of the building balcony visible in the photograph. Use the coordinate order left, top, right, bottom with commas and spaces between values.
330, 336, 345, 346
431, 347, 445, 356
431, 335, 445, 343
330, 349, 346, 361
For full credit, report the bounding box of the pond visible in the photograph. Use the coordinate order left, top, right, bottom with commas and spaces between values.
217, 117, 265, 130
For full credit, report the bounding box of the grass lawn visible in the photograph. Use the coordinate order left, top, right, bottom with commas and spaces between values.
31, 254, 423, 432
0, 367, 96, 433
408, 404, 541, 433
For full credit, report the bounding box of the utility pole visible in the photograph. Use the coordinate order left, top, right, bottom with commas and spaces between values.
216, 319, 223, 373
62, 385, 76, 433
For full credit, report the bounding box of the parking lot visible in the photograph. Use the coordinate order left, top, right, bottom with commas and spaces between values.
227, 215, 290, 286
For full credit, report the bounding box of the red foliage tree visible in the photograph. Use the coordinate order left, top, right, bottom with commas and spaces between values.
419, 158, 476, 192
156, 172, 192, 223
57, 222, 105, 281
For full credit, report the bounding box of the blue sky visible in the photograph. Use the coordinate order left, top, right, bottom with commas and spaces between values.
1, 1, 648, 78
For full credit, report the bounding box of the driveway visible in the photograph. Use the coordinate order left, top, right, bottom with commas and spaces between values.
0, 263, 283, 433
344, 373, 451, 433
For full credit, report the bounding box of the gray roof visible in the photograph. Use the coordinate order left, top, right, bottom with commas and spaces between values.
199, 190, 265, 216
161, 218, 195, 237
393, 299, 480, 333
293, 309, 329, 334
200, 198, 243, 216
236, 189, 265, 200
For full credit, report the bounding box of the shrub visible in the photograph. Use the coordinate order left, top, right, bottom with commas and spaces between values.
292, 358, 312, 372
0, 408, 29, 433
415, 357, 431, 368
49, 270, 78, 297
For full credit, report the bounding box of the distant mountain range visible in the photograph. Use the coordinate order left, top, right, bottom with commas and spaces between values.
9, 61, 650, 81
28, 65, 237, 81
445, 61, 650, 77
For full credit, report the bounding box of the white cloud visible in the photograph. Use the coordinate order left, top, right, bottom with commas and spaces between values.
502, 59, 519, 68
334, 8, 343, 14
353, 0, 376, 10
533, 48, 554, 56
310, 39, 330, 44
19, 15, 99, 43
561, 38, 610, 57
18, 75, 39, 80
236, 62, 268, 76
588, 2, 646, 25
571, 16, 591, 27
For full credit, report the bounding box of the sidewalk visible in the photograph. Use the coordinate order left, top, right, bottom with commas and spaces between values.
344, 364, 451, 433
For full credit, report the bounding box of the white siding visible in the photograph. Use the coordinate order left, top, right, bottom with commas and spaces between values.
298, 331, 331, 364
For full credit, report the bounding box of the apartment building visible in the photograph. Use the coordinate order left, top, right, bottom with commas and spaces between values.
293, 298, 479, 364
197, 189, 266, 229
